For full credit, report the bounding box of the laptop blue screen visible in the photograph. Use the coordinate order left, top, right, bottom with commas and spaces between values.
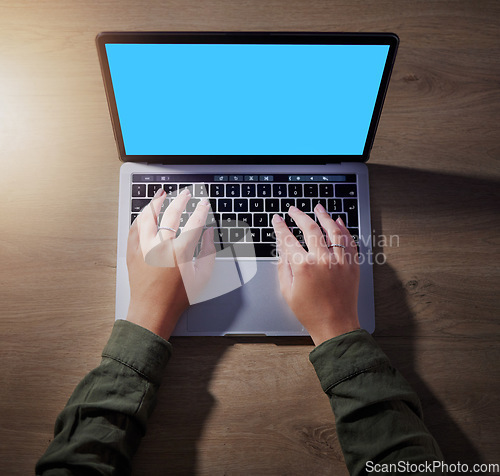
105, 43, 390, 155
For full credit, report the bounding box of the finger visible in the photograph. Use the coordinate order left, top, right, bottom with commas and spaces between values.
137, 188, 167, 242
272, 213, 306, 264
314, 203, 346, 261
335, 216, 358, 255
288, 205, 328, 257
177, 198, 211, 259
183, 198, 211, 234
137, 189, 168, 258
159, 187, 191, 234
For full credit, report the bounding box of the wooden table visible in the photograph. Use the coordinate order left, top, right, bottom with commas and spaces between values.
1, 1, 498, 474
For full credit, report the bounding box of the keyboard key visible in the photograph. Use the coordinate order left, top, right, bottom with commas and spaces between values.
179, 213, 190, 227
212, 229, 225, 251
218, 199, 232, 212
311, 198, 327, 210
164, 183, 178, 195
132, 184, 146, 197
254, 213, 268, 227
288, 184, 302, 197
336, 184, 357, 197
131, 199, 150, 213
261, 228, 276, 242
195, 184, 209, 197
207, 213, 219, 226
284, 214, 295, 227
233, 243, 276, 258
249, 228, 260, 242
131, 213, 139, 224
226, 184, 240, 197
319, 183, 334, 197
296, 198, 311, 212
273, 183, 287, 197
132, 174, 155, 182
221, 213, 237, 227
253, 243, 277, 258
186, 198, 199, 213
242, 184, 256, 197
234, 198, 248, 212
292, 227, 304, 242
250, 199, 264, 212
327, 199, 342, 213
238, 213, 252, 226
209, 199, 217, 212
344, 199, 359, 227
348, 228, 359, 244
218, 227, 229, 243
257, 184, 271, 197
280, 198, 295, 211
230, 227, 245, 242
148, 184, 162, 197
331, 212, 347, 225
265, 199, 279, 213
304, 184, 318, 197
210, 184, 225, 197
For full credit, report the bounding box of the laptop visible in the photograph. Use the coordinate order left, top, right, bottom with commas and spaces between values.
96, 31, 399, 336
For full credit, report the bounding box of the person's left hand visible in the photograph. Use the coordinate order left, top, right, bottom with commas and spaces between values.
126, 187, 215, 340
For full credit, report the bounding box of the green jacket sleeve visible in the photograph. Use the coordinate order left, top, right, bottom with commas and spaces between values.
36, 320, 173, 476
309, 329, 444, 476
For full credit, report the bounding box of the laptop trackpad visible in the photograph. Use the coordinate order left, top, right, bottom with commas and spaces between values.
186, 260, 304, 335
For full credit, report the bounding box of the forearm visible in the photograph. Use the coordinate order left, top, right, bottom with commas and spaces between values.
310, 330, 443, 475
36, 320, 172, 476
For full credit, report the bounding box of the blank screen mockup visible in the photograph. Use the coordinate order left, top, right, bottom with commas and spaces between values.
105, 43, 390, 155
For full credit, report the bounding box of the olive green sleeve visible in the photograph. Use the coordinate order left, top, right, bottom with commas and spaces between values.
309, 330, 444, 475
36, 320, 172, 476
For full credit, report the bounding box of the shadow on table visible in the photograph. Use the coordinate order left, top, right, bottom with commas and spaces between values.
372, 261, 484, 465
369, 163, 498, 464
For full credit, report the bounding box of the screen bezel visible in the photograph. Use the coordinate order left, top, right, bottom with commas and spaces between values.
96, 31, 399, 164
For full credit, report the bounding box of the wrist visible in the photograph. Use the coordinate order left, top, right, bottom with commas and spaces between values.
126, 302, 182, 341
308, 321, 360, 346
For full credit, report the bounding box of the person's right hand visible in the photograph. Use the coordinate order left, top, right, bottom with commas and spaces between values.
272, 204, 360, 346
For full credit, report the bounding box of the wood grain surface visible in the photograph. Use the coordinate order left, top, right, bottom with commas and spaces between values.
0, 1, 499, 474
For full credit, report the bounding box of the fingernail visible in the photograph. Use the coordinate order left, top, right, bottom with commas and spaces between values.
154, 187, 165, 198
272, 214, 283, 223
199, 198, 210, 206
288, 205, 297, 212
315, 203, 326, 213
336, 217, 345, 227
180, 188, 191, 196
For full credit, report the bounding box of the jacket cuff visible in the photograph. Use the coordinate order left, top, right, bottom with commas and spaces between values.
102, 319, 173, 386
309, 329, 390, 395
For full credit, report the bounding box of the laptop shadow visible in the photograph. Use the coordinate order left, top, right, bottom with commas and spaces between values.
369, 163, 497, 464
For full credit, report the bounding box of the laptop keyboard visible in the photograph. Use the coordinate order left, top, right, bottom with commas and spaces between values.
130, 173, 359, 258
